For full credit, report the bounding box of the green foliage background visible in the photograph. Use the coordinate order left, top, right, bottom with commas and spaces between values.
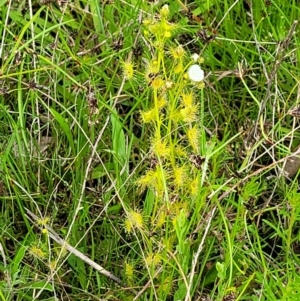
0, 0, 300, 300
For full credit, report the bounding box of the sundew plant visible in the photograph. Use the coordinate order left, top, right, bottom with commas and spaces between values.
124, 4, 207, 299
1, 0, 300, 301
122, 4, 239, 301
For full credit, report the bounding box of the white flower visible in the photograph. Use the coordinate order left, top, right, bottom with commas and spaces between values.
191, 53, 200, 62
188, 64, 204, 82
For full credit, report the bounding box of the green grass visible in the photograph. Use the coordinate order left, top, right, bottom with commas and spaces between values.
0, 0, 300, 300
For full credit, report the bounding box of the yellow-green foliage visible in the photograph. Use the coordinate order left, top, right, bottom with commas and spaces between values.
123, 4, 206, 292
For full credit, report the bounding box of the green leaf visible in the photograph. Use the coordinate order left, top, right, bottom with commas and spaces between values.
67, 254, 86, 289
111, 110, 127, 168
11, 246, 27, 277
216, 261, 226, 280
50, 108, 75, 154
19, 280, 54, 291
